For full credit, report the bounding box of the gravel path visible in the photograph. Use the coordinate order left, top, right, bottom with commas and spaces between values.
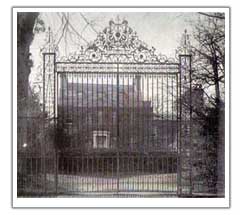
46, 173, 177, 192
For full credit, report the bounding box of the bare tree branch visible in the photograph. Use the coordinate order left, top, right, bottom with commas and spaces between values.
198, 12, 225, 20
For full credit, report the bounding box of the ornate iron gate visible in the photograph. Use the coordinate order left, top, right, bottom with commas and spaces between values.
54, 62, 180, 195
18, 19, 194, 197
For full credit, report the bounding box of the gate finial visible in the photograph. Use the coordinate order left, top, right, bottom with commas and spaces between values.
176, 29, 192, 56
41, 26, 58, 53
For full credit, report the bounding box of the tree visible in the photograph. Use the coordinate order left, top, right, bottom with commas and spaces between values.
17, 12, 39, 116
189, 13, 225, 194
191, 13, 225, 107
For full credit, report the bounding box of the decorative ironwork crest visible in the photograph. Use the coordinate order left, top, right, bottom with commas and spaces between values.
58, 19, 176, 63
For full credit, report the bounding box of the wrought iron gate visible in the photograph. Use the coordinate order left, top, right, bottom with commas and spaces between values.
54, 62, 180, 195
18, 19, 195, 197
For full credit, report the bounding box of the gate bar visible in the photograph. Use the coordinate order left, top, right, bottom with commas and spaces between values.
116, 62, 120, 193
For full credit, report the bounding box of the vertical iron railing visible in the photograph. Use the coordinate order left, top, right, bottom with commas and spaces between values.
42, 53, 46, 194
116, 62, 120, 193
53, 53, 58, 194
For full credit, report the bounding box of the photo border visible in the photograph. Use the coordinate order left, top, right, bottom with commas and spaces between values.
12, 6, 231, 208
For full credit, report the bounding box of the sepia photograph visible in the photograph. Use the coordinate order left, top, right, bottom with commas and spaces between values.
13, 7, 229, 207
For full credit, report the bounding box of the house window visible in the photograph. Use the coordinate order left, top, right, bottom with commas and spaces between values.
93, 131, 110, 149
96, 136, 106, 148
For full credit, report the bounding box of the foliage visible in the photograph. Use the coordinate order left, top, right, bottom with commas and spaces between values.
33, 16, 46, 33
53, 123, 71, 151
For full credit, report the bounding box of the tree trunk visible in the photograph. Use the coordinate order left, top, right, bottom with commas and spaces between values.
17, 12, 39, 116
